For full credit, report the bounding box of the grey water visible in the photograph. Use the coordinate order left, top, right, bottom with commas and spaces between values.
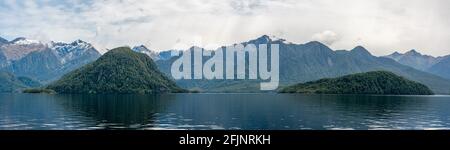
1, 93, 450, 130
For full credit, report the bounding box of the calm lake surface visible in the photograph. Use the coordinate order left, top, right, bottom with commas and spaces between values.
1, 93, 450, 130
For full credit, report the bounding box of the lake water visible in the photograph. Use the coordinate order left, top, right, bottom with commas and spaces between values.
1, 93, 450, 130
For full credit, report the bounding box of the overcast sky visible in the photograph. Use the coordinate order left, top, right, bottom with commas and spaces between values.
0, 0, 449, 56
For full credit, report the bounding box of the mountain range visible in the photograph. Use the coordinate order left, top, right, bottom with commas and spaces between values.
154, 35, 450, 94
1, 35, 450, 94
0, 37, 101, 83
384, 50, 450, 80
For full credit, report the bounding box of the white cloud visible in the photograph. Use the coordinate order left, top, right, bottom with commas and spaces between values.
0, 0, 449, 56
312, 30, 340, 46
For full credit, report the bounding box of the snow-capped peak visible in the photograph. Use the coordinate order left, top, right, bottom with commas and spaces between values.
132, 45, 152, 53
71, 39, 91, 48
72, 39, 88, 45
251, 35, 293, 44
49, 39, 92, 49
48, 39, 97, 64
269, 35, 295, 44
10, 37, 41, 45
268, 35, 282, 41
48, 41, 65, 47
132, 45, 160, 60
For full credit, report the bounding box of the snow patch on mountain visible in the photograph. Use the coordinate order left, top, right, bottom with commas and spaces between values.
0, 38, 47, 61
248, 35, 294, 45
268, 35, 294, 44
48, 40, 96, 64
132, 45, 160, 61
10, 37, 41, 45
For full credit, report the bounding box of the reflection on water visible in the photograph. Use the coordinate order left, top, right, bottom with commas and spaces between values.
1, 93, 450, 130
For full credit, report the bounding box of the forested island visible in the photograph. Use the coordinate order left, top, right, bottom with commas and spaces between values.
44, 47, 186, 94
279, 71, 434, 95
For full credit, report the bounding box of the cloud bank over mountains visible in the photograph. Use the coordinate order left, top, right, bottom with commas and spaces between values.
0, 0, 449, 56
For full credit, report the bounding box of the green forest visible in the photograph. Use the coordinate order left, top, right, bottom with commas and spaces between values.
279, 71, 434, 95
46, 47, 185, 94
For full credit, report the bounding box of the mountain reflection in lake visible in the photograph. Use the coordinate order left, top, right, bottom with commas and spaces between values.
1, 93, 450, 130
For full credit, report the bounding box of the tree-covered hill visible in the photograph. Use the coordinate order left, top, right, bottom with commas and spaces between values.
0, 71, 41, 93
47, 47, 185, 94
279, 71, 434, 95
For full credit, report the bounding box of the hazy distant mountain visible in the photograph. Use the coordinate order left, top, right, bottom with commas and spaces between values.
0, 49, 6, 68
0, 71, 41, 93
47, 47, 184, 94
427, 56, 450, 80
384, 50, 450, 80
156, 35, 450, 94
158, 50, 178, 60
384, 50, 442, 71
0, 38, 101, 83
